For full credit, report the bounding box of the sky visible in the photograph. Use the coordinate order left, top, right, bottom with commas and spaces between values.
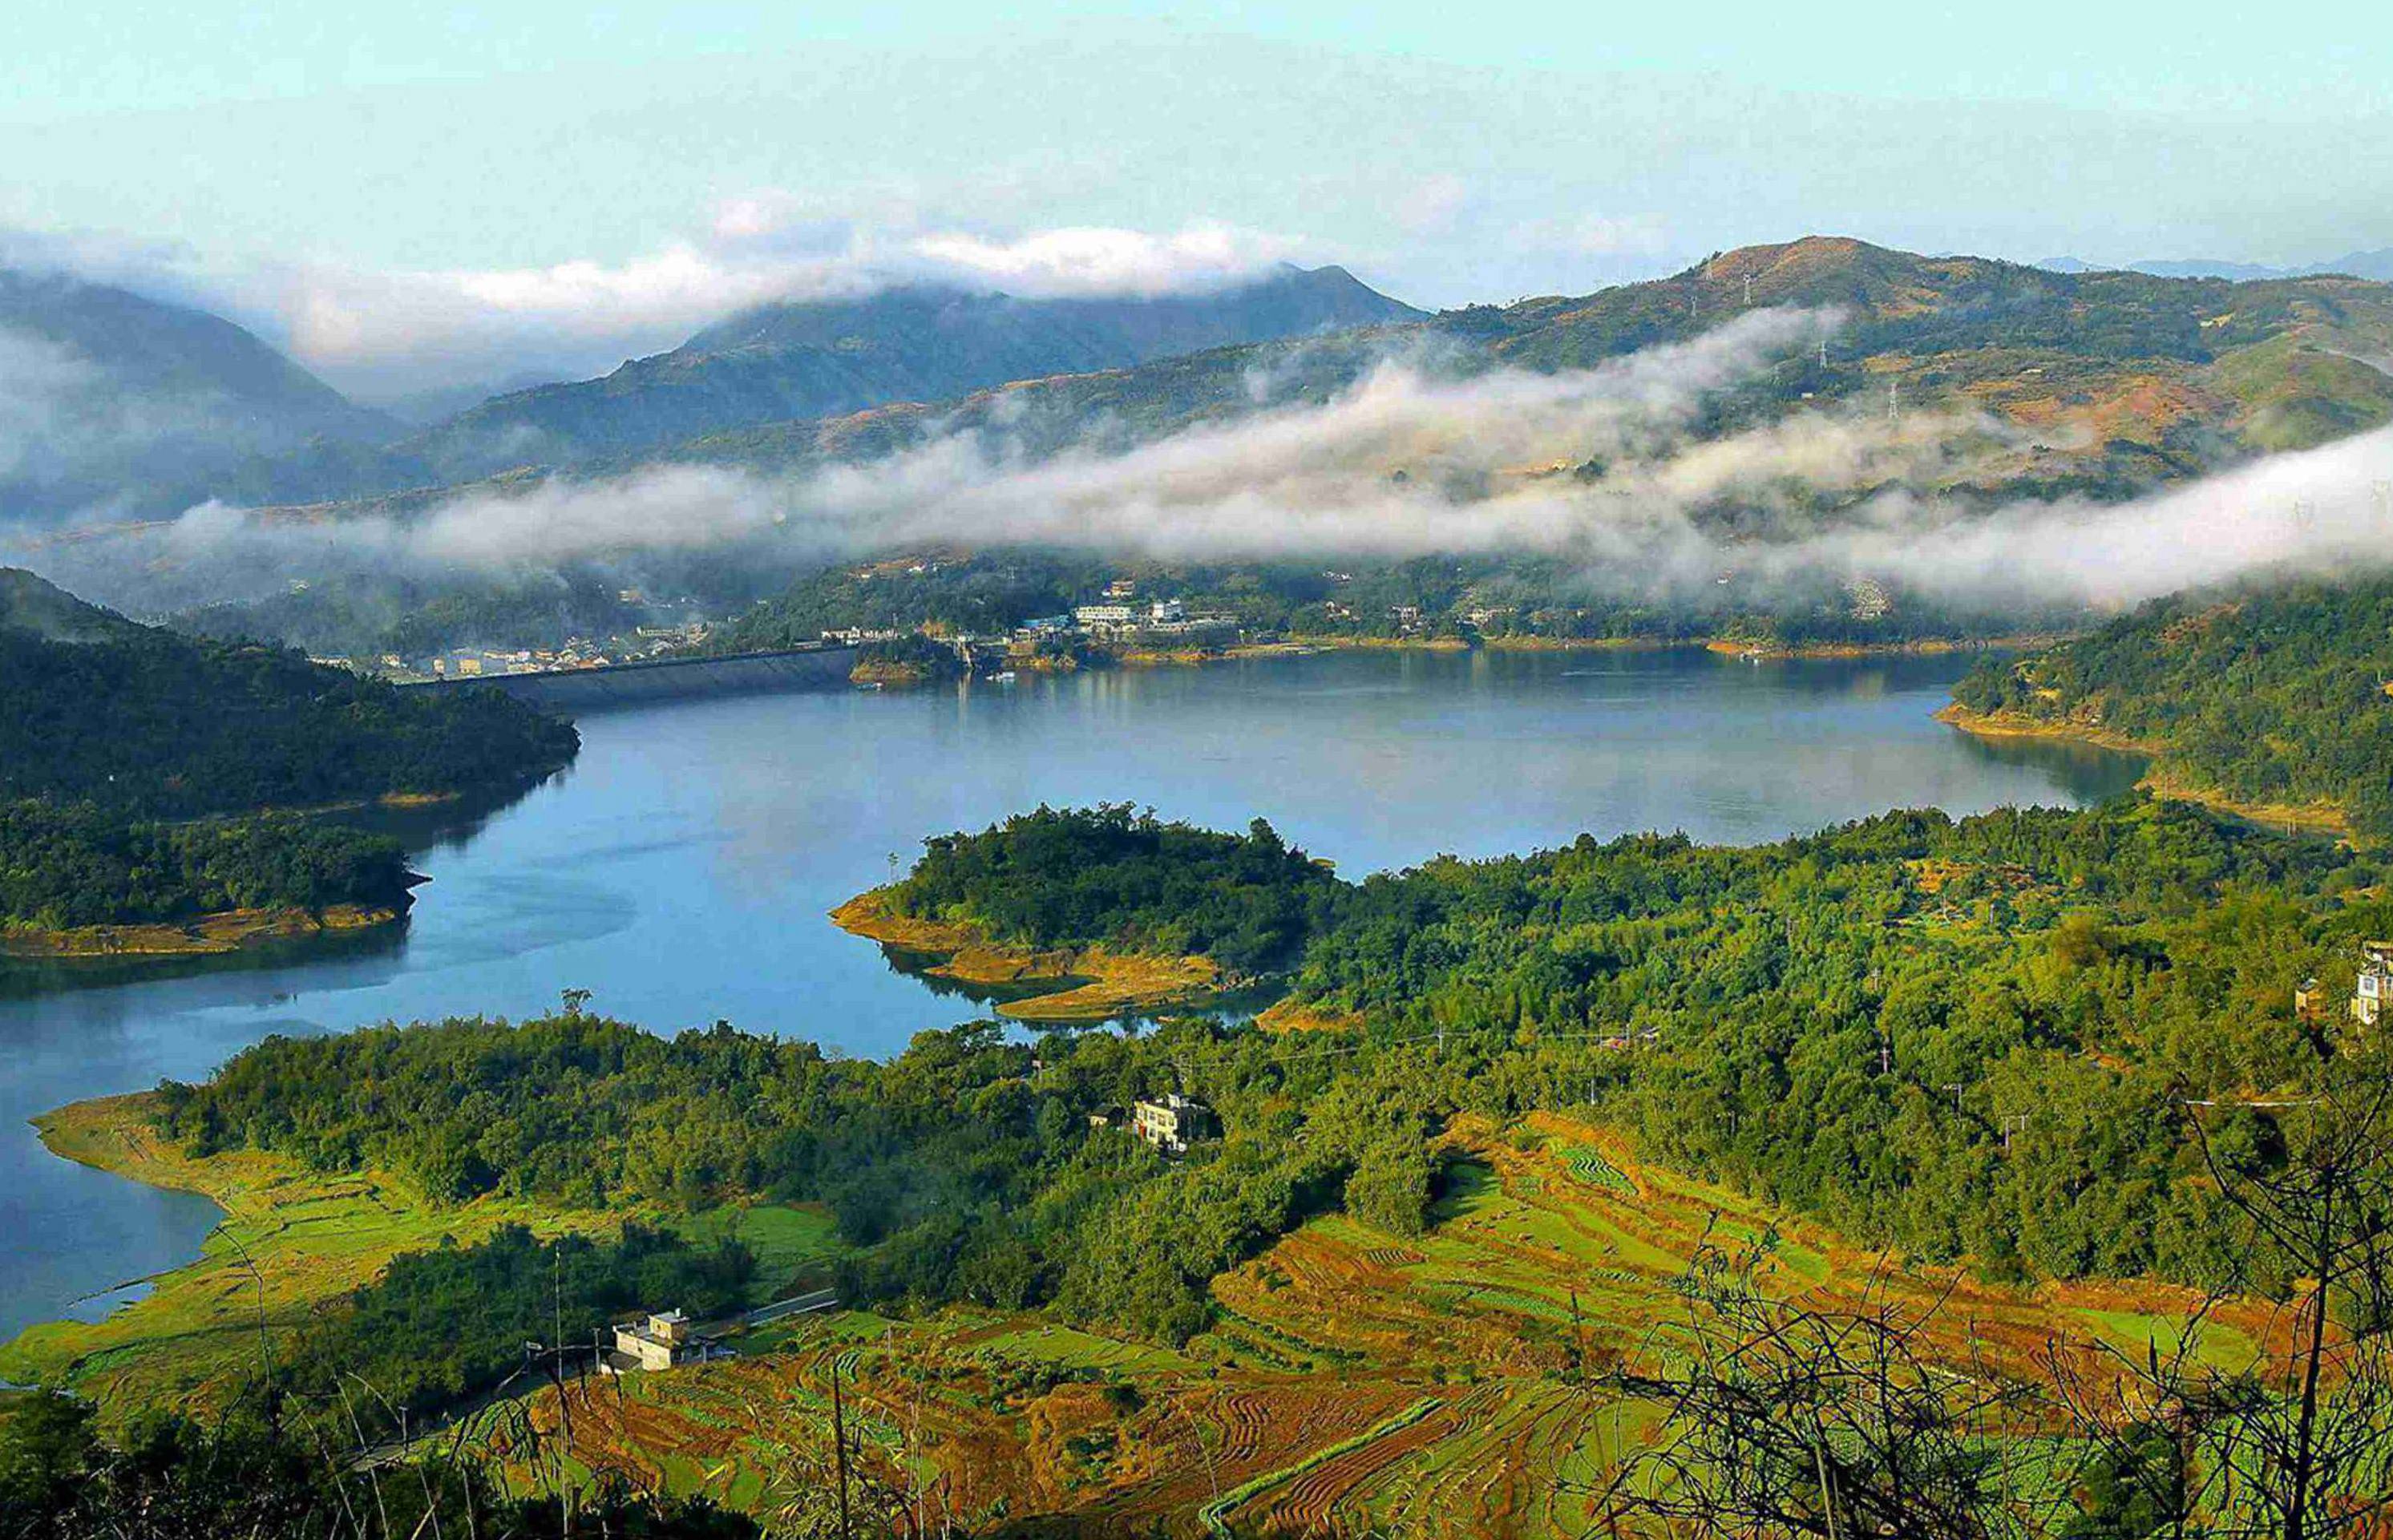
8, 2, 2393, 401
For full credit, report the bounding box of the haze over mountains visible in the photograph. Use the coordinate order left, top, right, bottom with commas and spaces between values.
2039, 249, 2393, 283
0, 269, 390, 515
0, 261, 1423, 519
11, 233, 2393, 635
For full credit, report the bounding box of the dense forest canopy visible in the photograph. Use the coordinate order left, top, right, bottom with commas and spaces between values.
0, 574, 577, 819
888, 804, 1340, 972
289, 1223, 755, 1423
1954, 572, 2393, 837
159, 798, 2390, 1351
0, 802, 413, 929
0, 569, 577, 934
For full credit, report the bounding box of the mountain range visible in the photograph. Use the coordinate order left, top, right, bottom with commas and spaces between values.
0, 269, 391, 515
0, 262, 1424, 519
605, 235, 2393, 501
2039, 249, 2393, 283
13, 235, 2393, 645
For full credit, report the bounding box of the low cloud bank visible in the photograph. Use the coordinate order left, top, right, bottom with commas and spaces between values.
4, 214, 1319, 403
25, 306, 2393, 618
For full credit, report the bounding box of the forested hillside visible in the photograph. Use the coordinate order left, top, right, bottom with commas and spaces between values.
707, 548, 2068, 657
0, 571, 576, 819
0, 570, 576, 936
0, 266, 390, 519
157, 797, 2387, 1346
1951, 573, 2393, 837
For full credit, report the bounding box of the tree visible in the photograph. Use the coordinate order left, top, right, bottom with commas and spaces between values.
1591, 1234, 2065, 1540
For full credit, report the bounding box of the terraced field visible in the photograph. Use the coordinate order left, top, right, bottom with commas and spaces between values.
528, 1109, 2281, 1537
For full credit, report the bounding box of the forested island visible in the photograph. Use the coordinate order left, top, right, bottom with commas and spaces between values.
0, 569, 578, 956
1949, 572, 2393, 839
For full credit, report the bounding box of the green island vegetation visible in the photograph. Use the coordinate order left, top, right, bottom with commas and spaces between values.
0, 801, 414, 932
0, 568, 577, 952
886, 805, 1341, 975
1952, 572, 2393, 839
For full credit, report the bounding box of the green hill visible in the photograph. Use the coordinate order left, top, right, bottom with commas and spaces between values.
0, 267, 391, 517
1950, 573, 2393, 838
0, 569, 577, 941
392, 264, 1425, 475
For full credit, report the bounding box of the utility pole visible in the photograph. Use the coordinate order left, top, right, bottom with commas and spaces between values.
831, 1355, 854, 1540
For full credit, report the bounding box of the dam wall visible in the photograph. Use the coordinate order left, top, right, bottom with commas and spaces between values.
399, 646, 858, 714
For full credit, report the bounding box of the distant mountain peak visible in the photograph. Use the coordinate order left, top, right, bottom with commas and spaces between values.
412, 263, 1425, 473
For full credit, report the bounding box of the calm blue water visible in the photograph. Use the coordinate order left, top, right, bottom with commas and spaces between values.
0, 647, 2140, 1346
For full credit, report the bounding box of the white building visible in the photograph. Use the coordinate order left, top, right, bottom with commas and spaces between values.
2355, 943, 2393, 1029
604, 1309, 723, 1374
1130, 1093, 1219, 1157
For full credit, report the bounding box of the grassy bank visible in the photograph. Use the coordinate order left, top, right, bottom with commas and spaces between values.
0, 1093, 619, 1416
830, 887, 1224, 1022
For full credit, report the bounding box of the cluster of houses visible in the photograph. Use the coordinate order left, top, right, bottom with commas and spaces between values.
317, 622, 709, 682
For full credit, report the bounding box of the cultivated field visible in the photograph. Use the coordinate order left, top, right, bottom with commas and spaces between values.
519, 1110, 2277, 1537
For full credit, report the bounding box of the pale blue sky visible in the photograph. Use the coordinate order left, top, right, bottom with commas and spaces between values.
8, 2, 2391, 397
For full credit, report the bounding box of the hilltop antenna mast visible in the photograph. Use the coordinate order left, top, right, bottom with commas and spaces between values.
1817, 337, 1829, 370
1887, 378, 1901, 426
1688, 287, 1699, 321
1743, 273, 1754, 307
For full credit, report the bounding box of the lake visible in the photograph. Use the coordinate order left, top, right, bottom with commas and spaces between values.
0, 645, 2142, 1346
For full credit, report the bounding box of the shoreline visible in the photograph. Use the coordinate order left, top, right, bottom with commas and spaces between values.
1934, 702, 2353, 838
0, 1093, 617, 1415
829, 888, 1227, 1022
0, 901, 406, 961
767, 631, 2073, 692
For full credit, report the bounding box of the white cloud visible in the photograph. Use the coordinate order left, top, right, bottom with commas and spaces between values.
4, 205, 1328, 405
904, 222, 1303, 296
45, 305, 2393, 626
